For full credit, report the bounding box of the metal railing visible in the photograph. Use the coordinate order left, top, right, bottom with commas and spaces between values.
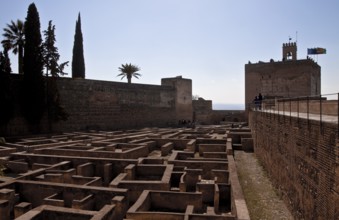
248, 93, 339, 137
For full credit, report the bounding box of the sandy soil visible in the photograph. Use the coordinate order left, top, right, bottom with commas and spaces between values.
234, 151, 294, 220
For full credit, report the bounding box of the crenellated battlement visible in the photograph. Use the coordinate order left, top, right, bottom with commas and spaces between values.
282, 42, 297, 47
282, 42, 297, 60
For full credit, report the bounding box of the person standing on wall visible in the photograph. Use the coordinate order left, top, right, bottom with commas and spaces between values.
253, 96, 259, 110
258, 93, 263, 110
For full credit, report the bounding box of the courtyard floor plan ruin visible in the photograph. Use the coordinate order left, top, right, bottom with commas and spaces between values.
0, 125, 252, 220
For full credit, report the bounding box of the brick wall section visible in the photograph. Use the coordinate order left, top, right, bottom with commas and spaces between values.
211, 110, 246, 124
192, 99, 212, 124
249, 111, 339, 219
54, 78, 177, 132
192, 99, 246, 124
2, 75, 185, 136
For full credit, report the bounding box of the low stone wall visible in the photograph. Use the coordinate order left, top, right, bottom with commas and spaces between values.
211, 110, 246, 124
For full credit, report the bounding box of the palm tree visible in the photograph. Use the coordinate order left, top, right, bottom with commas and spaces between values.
1, 19, 25, 74
117, 63, 141, 84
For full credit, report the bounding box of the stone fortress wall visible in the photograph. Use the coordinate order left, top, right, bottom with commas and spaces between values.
249, 110, 339, 220
3, 74, 244, 136
3, 75, 195, 136
54, 76, 191, 132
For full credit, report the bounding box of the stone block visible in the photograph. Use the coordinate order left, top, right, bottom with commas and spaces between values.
161, 142, 173, 156
14, 202, 32, 218
241, 138, 254, 152
0, 200, 10, 220
77, 162, 94, 177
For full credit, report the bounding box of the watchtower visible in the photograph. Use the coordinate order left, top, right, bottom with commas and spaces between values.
245, 42, 320, 110
161, 76, 193, 121
282, 42, 297, 61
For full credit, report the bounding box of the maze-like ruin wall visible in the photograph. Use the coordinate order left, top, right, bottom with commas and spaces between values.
249, 111, 339, 219
0, 126, 250, 220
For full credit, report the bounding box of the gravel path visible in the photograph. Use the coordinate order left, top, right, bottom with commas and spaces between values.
234, 151, 294, 220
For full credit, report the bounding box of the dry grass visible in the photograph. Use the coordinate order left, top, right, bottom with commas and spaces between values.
234, 151, 293, 220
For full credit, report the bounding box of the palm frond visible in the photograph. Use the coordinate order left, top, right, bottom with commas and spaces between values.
117, 63, 141, 83
1, 19, 24, 54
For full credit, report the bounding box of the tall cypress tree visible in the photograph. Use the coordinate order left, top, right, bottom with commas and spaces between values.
0, 48, 13, 126
72, 13, 85, 79
42, 20, 68, 126
22, 3, 45, 126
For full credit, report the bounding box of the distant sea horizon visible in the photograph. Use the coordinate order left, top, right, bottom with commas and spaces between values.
212, 103, 245, 110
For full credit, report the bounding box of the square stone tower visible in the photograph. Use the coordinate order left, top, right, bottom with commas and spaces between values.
245, 42, 321, 109
161, 76, 193, 121
282, 42, 297, 61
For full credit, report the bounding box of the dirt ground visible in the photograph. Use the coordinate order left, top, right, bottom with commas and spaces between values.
234, 151, 294, 220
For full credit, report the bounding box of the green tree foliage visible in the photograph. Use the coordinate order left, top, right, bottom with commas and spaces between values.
117, 63, 141, 84
1, 19, 25, 74
72, 13, 85, 79
42, 20, 68, 77
22, 3, 45, 126
0, 48, 14, 126
0, 48, 12, 74
42, 20, 68, 124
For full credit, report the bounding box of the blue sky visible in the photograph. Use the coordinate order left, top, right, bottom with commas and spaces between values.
1, 0, 338, 108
